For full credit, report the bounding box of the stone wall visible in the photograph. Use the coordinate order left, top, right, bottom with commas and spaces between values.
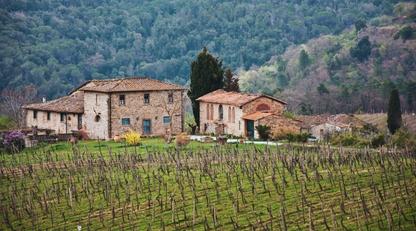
242, 96, 285, 115
25, 110, 81, 134
110, 90, 184, 137
83, 92, 110, 139
199, 102, 245, 137
257, 115, 301, 139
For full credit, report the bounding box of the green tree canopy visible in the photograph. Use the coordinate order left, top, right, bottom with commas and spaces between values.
350, 36, 372, 62
317, 83, 329, 95
354, 20, 367, 32
223, 69, 240, 92
188, 48, 224, 127
299, 49, 311, 70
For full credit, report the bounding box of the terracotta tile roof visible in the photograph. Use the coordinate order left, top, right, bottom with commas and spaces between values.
77, 77, 186, 93
22, 91, 84, 113
242, 112, 274, 121
296, 114, 330, 128
196, 89, 287, 106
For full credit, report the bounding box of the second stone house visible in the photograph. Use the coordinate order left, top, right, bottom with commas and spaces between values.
23, 77, 186, 139
197, 89, 301, 139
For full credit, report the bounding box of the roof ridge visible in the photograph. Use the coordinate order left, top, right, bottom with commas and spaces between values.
91, 76, 149, 82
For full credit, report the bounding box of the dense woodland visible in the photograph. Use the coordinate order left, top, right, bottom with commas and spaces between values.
240, 2, 416, 114
0, 0, 401, 100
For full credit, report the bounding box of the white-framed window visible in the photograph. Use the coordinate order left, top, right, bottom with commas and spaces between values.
119, 94, 126, 106
121, 118, 130, 126
163, 116, 171, 124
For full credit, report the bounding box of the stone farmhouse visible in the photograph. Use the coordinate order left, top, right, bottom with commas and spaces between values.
298, 114, 367, 140
23, 78, 186, 139
197, 89, 301, 139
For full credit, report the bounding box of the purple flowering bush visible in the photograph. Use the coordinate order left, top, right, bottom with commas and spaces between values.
2, 130, 25, 153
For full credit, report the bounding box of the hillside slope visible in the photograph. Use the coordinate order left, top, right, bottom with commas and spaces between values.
239, 3, 416, 114
0, 0, 399, 98
355, 113, 416, 134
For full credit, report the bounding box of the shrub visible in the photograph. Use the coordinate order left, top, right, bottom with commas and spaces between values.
176, 132, 190, 147
394, 26, 414, 41
3, 130, 25, 153
123, 130, 141, 146
0, 115, 15, 130
350, 36, 372, 62
286, 133, 309, 143
282, 111, 296, 120
331, 133, 369, 147
371, 134, 386, 148
273, 127, 299, 140
256, 125, 271, 140
390, 128, 416, 151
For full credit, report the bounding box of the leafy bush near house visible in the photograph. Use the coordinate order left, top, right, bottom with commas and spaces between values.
331, 133, 370, 147
390, 128, 416, 151
0, 115, 15, 130
272, 127, 297, 140
282, 111, 296, 120
123, 130, 141, 146
256, 125, 271, 141
3, 130, 25, 153
286, 133, 310, 143
371, 134, 386, 148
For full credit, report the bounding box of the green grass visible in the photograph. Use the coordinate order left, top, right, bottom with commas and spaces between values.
0, 140, 415, 230
0, 138, 217, 167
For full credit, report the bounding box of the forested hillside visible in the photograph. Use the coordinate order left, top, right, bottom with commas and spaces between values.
0, 0, 399, 98
240, 2, 416, 114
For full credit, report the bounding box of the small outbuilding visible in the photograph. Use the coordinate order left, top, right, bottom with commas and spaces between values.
197, 89, 301, 139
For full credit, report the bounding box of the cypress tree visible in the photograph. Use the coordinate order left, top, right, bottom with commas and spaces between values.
188, 47, 224, 127
299, 49, 311, 70
387, 89, 402, 134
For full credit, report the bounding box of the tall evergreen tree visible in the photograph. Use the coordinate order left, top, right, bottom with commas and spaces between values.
350, 36, 372, 62
387, 89, 402, 134
223, 69, 240, 92
299, 49, 311, 70
188, 48, 224, 127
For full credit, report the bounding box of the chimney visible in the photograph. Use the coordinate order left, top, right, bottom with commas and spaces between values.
42, 97, 46, 103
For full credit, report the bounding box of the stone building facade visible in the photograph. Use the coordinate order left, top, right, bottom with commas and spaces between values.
23, 78, 186, 139
23, 91, 84, 134
197, 89, 300, 139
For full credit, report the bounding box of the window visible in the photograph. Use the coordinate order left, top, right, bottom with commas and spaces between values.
121, 118, 130, 125
206, 104, 210, 120
77, 114, 82, 129
168, 92, 173, 104
163, 116, 171, 124
228, 106, 231, 122
119, 95, 126, 106
232, 107, 235, 123
60, 113, 66, 122
144, 93, 150, 104
33, 110, 38, 119
210, 104, 214, 120
95, 94, 98, 105
219, 105, 223, 121
47, 112, 51, 120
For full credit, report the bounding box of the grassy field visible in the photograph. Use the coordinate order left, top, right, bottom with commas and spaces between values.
0, 138, 215, 167
0, 139, 415, 230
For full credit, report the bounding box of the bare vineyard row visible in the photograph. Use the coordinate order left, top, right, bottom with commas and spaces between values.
1, 145, 415, 230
